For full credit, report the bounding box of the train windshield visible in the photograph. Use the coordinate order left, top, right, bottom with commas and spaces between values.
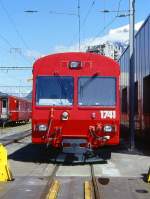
78, 77, 116, 106
36, 76, 74, 106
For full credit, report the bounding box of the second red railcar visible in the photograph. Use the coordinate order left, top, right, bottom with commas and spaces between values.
0, 94, 31, 125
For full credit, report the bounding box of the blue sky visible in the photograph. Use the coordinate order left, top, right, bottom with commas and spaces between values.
0, 0, 149, 96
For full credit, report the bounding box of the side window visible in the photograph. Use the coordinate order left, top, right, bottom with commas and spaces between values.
3, 100, 7, 108
16, 100, 19, 110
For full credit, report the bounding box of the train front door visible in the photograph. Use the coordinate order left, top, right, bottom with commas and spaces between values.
1, 98, 8, 119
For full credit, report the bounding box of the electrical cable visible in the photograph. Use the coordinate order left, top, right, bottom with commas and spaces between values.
49, 10, 77, 16
0, 0, 30, 50
82, 0, 95, 27
88, 0, 124, 45
0, 0, 34, 63
69, 0, 96, 49
117, 0, 123, 16
0, 32, 32, 64
88, 16, 117, 44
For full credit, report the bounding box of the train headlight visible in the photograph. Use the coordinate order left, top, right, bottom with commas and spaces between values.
69, 61, 81, 69
103, 125, 113, 133
61, 111, 69, 120
38, 124, 47, 132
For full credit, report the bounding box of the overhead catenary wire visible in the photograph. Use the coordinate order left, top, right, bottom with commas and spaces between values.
78, 0, 81, 51
99, 0, 126, 15
117, 0, 123, 16
0, 33, 32, 64
0, 0, 35, 63
0, 66, 32, 70
69, 0, 124, 50
0, 0, 30, 50
24, 7, 80, 51
0, 33, 14, 48
69, 0, 96, 50
67, 0, 81, 51
81, 0, 96, 27
103, 0, 106, 34
49, 10, 77, 16
81, 0, 96, 41
88, 16, 117, 44
88, 0, 124, 45
0, 85, 31, 88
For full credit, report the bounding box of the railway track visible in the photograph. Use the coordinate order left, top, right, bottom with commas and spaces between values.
0, 128, 101, 199
41, 164, 99, 199
41, 164, 60, 199
0, 129, 31, 146
0, 131, 61, 199
0, 131, 149, 199
90, 165, 101, 199
84, 165, 101, 199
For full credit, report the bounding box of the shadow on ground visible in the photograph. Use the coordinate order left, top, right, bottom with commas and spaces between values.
8, 125, 150, 164
0, 121, 30, 128
8, 138, 150, 165
120, 125, 150, 156
8, 143, 110, 165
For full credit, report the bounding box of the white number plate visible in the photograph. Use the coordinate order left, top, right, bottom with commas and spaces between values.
100, 110, 116, 119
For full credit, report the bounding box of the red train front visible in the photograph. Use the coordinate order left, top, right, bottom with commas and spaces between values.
32, 52, 120, 150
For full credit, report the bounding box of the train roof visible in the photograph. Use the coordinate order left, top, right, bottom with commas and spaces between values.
34, 52, 119, 67
0, 92, 8, 97
0, 92, 31, 102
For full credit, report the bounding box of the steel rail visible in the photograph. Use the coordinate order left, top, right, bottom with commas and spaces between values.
90, 164, 101, 199
40, 164, 60, 199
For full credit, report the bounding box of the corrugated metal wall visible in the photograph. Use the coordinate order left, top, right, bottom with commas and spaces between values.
119, 15, 150, 135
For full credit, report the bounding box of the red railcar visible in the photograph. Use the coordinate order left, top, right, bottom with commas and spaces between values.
32, 52, 120, 150
0, 94, 31, 125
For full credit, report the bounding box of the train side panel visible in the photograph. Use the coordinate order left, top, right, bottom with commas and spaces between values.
9, 96, 19, 122
18, 99, 31, 122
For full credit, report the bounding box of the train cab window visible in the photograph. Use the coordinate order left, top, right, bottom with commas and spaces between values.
78, 77, 116, 106
36, 76, 74, 106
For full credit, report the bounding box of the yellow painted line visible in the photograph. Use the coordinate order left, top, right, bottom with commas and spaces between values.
46, 180, 60, 199
84, 181, 92, 199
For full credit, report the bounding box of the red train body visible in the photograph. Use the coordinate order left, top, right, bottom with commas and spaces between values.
32, 52, 120, 149
0, 94, 31, 125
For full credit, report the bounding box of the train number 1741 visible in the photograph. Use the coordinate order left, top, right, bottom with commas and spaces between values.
100, 110, 116, 119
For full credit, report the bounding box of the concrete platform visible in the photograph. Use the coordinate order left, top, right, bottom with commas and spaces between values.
56, 177, 150, 199
0, 137, 149, 198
